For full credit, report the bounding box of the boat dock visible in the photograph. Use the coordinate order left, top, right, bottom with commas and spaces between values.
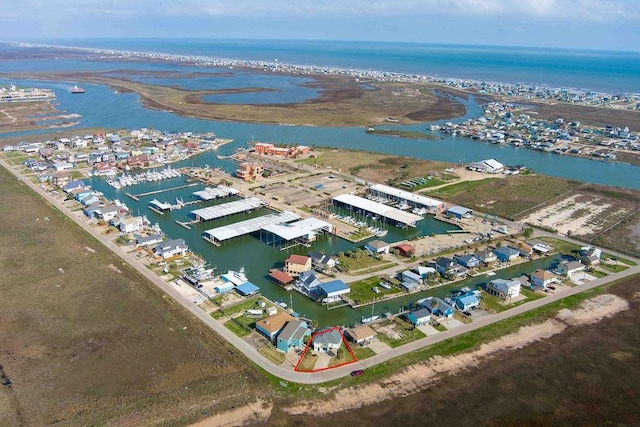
133, 182, 200, 198
175, 220, 195, 230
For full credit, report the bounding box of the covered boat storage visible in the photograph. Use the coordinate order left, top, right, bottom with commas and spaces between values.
193, 185, 240, 201
332, 194, 422, 227
202, 211, 301, 245
368, 184, 445, 211
191, 197, 267, 222
260, 218, 335, 249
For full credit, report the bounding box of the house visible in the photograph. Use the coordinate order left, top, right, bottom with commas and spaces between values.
51, 172, 71, 188
365, 240, 390, 254
276, 320, 311, 352
401, 270, 422, 285
454, 254, 480, 269
344, 325, 376, 345
52, 162, 74, 172
580, 246, 602, 265
528, 240, 552, 254
154, 238, 188, 259
119, 216, 144, 233
394, 243, 415, 257
416, 265, 437, 279
446, 206, 473, 219
283, 254, 312, 277
63, 180, 88, 193
136, 233, 163, 247
83, 202, 102, 218
297, 270, 322, 295
487, 278, 521, 299
95, 205, 123, 222
235, 162, 264, 181
557, 260, 585, 277
475, 249, 498, 264
312, 328, 343, 353
530, 269, 559, 289
434, 257, 467, 278
493, 246, 520, 263
319, 280, 350, 300
307, 251, 337, 270
255, 311, 294, 341
515, 242, 534, 257
453, 293, 480, 311
420, 297, 454, 318
407, 308, 432, 326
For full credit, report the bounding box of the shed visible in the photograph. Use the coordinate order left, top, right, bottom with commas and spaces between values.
394, 243, 415, 257
214, 281, 234, 293
447, 206, 473, 219
319, 280, 350, 298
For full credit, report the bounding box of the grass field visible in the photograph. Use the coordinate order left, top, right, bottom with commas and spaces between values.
0, 164, 267, 426
347, 276, 402, 304
425, 175, 584, 220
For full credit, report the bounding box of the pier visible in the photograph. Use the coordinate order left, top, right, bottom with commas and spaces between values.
133, 182, 199, 198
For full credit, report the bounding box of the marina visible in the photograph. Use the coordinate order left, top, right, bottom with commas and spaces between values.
107, 166, 182, 189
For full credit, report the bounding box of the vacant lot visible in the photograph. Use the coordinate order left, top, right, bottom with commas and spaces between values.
425, 174, 584, 220
0, 165, 267, 426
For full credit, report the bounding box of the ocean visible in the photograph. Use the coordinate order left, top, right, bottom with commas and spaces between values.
21, 38, 640, 94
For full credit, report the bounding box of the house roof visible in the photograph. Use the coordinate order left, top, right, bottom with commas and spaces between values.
455, 254, 478, 264
561, 260, 584, 270
447, 206, 473, 216
278, 320, 308, 342
454, 294, 479, 305
286, 254, 310, 265
395, 243, 415, 253
531, 269, 556, 280
235, 282, 260, 296
319, 280, 350, 295
402, 270, 421, 280
410, 308, 432, 319
366, 240, 389, 249
313, 329, 343, 346
269, 270, 294, 284
156, 238, 187, 252
494, 246, 520, 257
346, 325, 376, 342
255, 311, 293, 334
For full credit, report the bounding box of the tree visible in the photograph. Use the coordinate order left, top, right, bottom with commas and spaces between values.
523, 227, 533, 239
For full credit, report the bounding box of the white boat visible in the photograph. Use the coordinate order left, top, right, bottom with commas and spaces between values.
246, 309, 263, 316
361, 315, 380, 324
375, 229, 388, 237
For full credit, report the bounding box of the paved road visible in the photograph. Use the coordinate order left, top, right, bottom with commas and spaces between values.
4, 158, 639, 385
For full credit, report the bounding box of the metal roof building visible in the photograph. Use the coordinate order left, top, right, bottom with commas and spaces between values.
193, 185, 240, 201
191, 197, 266, 221
332, 194, 422, 227
203, 211, 300, 244
261, 218, 334, 246
368, 184, 445, 211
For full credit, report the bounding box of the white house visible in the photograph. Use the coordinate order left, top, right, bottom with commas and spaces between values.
312, 328, 343, 353
119, 216, 144, 233
487, 278, 521, 299
365, 240, 390, 254
557, 260, 585, 277
154, 238, 189, 259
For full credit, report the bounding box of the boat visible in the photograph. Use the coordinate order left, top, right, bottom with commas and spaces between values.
375, 229, 388, 237
245, 309, 263, 316
275, 300, 288, 309
70, 85, 85, 94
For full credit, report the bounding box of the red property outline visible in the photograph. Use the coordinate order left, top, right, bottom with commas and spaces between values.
294, 326, 357, 372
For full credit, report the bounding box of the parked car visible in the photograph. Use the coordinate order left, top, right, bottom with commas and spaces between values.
350, 369, 365, 377
463, 311, 472, 317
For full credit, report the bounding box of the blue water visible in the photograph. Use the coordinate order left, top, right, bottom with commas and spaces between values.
11, 39, 640, 94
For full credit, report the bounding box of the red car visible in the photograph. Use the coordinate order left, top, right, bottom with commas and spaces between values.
351, 369, 365, 377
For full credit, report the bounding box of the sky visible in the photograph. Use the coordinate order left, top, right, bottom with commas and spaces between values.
0, 0, 637, 51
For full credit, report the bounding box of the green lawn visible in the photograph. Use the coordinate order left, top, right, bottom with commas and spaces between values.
353, 346, 376, 360
599, 263, 629, 273
337, 253, 396, 273
328, 344, 357, 367
223, 318, 252, 337
424, 178, 498, 199
259, 345, 285, 365
297, 352, 318, 371
348, 276, 402, 304
375, 318, 426, 348
536, 236, 582, 255
589, 269, 608, 278
600, 253, 637, 266
211, 296, 262, 319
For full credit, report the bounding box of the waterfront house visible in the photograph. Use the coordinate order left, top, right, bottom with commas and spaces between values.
557, 260, 585, 277
454, 254, 480, 269
453, 293, 480, 311
401, 270, 422, 285
256, 311, 294, 342
95, 205, 123, 222
528, 240, 552, 254
83, 202, 102, 218
119, 216, 143, 233
235, 162, 264, 181
446, 206, 473, 219
154, 238, 188, 259
136, 233, 163, 247
475, 249, 498, 264
276, 320, 311, 352
365, 240, 390, 254
312, 328, 343, 353
515, 242, 534, 257
344, 325, 376, 345
530, 269, 559, 289
580, 246, 602, 265
51, 172, 71, 188
283, 254, 312, 277
63, 180, 87, 193
268, 269, 294, 288
297, 270, 322, 295
434, 257, 467, 278
307, 251, 337, 270
407, 308, 431, 326
416, 265, 437, 279
420, 297, 454, 318
319, 280, 350, 300
487, 278, 521, 299
493, 246, 520, 263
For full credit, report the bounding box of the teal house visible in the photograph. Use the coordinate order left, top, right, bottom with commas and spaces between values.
276, 319, 311, 352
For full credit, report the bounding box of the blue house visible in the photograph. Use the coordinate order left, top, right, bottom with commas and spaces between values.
407, 308, 431, 326
453, 293, 480, 311
276, 320, 311, 352
63, 180, 87, 193
493, 246, 520, 262
420, 297, 454, 318
454, 254, 480, 269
